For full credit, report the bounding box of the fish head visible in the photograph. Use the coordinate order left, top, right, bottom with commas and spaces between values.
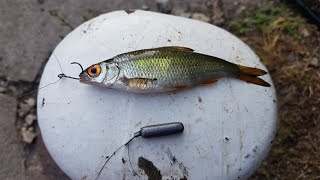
79, 61, 119, 87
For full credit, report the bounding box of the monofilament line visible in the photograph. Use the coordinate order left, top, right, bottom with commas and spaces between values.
18, 2, 73, 98
18, 78, 62, 99
22, 1, 64, 74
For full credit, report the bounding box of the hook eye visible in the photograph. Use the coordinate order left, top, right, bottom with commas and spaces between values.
58, 73, 80, 80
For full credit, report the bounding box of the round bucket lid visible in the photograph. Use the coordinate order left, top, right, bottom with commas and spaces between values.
37, 10, 277, 180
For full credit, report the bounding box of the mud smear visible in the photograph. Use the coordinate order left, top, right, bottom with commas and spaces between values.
41, 97, 45, 108
138, 157, 162, 180
124, 9, 136, 14
166, 149, 189, 179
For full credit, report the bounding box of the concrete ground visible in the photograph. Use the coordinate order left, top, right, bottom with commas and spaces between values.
0, 0, 284, 179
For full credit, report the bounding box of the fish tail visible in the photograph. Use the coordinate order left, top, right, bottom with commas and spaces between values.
237, 65, 271, 87
238, 65, 267, 76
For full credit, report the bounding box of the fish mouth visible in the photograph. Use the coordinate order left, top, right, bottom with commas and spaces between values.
79, 77, 91, 84
79, 73, 91, 84
79, 72, 90, 83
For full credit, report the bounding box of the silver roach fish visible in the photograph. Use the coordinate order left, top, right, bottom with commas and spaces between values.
77, 46, 270, 93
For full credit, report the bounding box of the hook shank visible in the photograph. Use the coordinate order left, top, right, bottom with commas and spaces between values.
58, 73, 80, 80
57, 62, 84, 80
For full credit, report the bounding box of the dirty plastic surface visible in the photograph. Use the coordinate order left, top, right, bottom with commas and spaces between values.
37, 10, 277, 180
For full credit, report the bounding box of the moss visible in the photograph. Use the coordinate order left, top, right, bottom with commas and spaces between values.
49, 10, 74, 30
228, 2, 311, 40
228, 3, 281, 35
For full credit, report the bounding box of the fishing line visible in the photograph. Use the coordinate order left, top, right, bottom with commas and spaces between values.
18, 62, 82, 99
18, 2, 82, 99
22, 1, 64, 74
127, 140, 140, 177
18, 78, 62, 99
95, 136, 139, 180
18, 65, 81, 100
95, 122, 184, 180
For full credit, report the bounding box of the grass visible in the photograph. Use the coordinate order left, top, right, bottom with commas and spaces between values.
226, 1, 320, 179
229, 2, 310, 40
229, 3, 282, 35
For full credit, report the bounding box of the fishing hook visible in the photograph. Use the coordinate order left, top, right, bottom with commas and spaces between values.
71, 62, 84, 72
57, 62, 84, 80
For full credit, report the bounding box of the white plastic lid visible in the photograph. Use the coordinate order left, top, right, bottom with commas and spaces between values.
37, 10, 277, 180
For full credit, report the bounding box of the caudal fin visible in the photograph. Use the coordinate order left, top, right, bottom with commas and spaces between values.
237, 65, 270, 87
239, 65, 267, 76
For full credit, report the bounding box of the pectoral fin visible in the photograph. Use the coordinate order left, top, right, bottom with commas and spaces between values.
121, 77, 157, 89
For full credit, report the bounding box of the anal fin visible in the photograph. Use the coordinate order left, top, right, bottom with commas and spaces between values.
202, 79, 218, 85
172, 84, 188, 90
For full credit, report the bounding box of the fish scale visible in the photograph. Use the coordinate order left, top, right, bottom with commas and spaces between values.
119, 49, 238, 84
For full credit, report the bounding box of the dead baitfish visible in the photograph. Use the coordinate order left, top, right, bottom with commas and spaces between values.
76, 46, 270, 93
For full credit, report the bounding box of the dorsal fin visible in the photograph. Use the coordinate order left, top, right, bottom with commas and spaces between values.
155, 46, 194, 52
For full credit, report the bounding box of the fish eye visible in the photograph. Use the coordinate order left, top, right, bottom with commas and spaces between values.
87, 64, 101, 77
